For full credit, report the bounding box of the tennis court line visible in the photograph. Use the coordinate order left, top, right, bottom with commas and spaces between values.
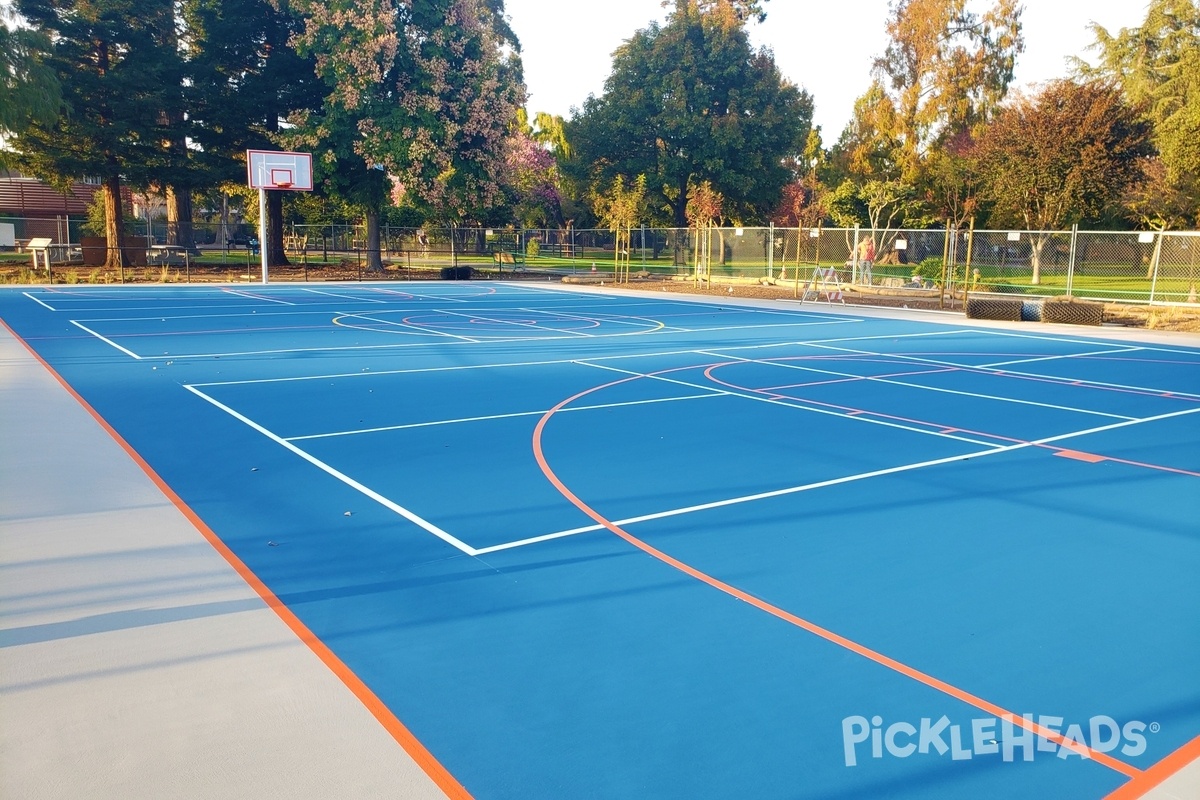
700, 351, 1140, 422
579, 360, 1006, 447
799, 339, 1200, 401
2, 319, 474, 800
71, 308, 861, 362
23, 292, 56, 311
530, 372, 1147, 780
178, 329, 1021, 385
222, 288, 296, 305
981, 345, 1145, 368
517, 306, 686, 334
183, 385, 479, 556
302, 287, 389, 303
483, 371, 1200, 554
435, 309, 596, 337
69, 320, 143, 360
332, 312, 482, 342
284, 392, 723, 441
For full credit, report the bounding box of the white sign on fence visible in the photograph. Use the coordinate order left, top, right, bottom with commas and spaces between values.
0, 223, 14, 248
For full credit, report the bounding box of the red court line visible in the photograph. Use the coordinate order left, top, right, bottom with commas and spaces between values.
2, 319, 473, 800
1104, 734, 1200, 799
531, 372, 1143, 780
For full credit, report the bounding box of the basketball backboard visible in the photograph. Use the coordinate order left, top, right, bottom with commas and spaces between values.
247, 150, 314, 191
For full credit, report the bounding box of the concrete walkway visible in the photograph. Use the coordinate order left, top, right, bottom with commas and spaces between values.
0, 327, 447, 799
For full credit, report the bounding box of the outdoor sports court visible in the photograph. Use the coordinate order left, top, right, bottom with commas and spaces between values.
2, 282, 1198, 799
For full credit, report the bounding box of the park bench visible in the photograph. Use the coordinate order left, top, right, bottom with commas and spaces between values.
492, 250, 525, 266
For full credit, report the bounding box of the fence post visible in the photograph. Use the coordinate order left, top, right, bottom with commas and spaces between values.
852, 225, 860, 284
1067, 223, 1078, 297
768, 222, 774, 280
1148, 232, 1163, 303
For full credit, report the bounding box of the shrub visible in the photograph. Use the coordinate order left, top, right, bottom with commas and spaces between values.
913, 256, 943, 280
526, 239, 540, 257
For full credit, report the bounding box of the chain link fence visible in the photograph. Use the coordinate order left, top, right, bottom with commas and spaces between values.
3, 215, 1197, 305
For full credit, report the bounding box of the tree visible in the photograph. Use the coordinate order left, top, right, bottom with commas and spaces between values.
0, 10, 60, 138
872, 0, 1024, 182
184, 0, 322, 264
1080, 0, 1200, 226
566, 0, 811, 227
505, 130, 563, 228
12, 0, 179, 268
594, 174, 647, 282
974, 80, 1153, 283
289, 0, 523, 269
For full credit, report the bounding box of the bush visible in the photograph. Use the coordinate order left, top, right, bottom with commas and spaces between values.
526, 239, 540, 257
913, 256, 942, 280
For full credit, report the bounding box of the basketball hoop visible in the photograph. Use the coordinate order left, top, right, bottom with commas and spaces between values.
274, 181, 292, 189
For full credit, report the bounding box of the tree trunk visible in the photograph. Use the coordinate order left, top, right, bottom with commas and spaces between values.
166, 186, 194, 250
1030, 233, 1047, 285
364, 208, 383, 271
267, 191, 289, 266
103, 175, 127, 270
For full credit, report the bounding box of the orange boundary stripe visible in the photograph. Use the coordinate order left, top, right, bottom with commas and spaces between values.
1, 319, 471, 800
1105, 734, 1200, 799
1055, 450, 1108, 464
532, 374, 1143, 780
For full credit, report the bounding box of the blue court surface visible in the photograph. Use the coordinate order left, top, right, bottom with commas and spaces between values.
3, 282, 1198, 799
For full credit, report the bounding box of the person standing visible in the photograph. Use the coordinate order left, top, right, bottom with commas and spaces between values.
858, 237, 876, 285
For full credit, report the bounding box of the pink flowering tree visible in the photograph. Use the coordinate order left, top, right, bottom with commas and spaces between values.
289, 0, 523, 269
504, 131, 563, 228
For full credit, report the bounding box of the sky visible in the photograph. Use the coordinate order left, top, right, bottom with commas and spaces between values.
504, 0, 1151, 137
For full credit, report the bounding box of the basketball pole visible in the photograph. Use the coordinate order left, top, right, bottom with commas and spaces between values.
259, 186, 268, 284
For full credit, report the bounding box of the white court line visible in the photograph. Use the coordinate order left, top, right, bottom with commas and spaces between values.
75, 309, 343, 323
474, 404, 1200, 554
578, 360, 1004, 448
366, 286, 471, 302
516, 306, 691, 334
333, 311, 481, 342
699, 349, 1138, 421
190, 330, 970, 387
23, 292, 57, 310
284, 392, 723, 441
800, 339, 1200, 401
223, 288, 295, 305
302, 288, 388, 303
436, 308, 595, 337
69, 320, 143, 360
184, 385, 479, 556
981, 346, 1144, 368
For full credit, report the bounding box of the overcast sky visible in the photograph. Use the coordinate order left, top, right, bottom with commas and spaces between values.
504, 0, 1150, 136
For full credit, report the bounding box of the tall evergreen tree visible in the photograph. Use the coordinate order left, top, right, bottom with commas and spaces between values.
0, 9, 61, 139
11, 0, 179, 267
184, 0, 321, 264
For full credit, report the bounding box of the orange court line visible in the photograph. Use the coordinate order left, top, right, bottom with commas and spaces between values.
532, 371, 1143, 780
1055, 450, 1109, 464
2, 318, 473, 800
1104, 734, 1200, 799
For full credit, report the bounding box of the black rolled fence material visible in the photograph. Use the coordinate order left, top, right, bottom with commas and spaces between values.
1042, 300, 1103, 326
966, 297, 1023, 321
